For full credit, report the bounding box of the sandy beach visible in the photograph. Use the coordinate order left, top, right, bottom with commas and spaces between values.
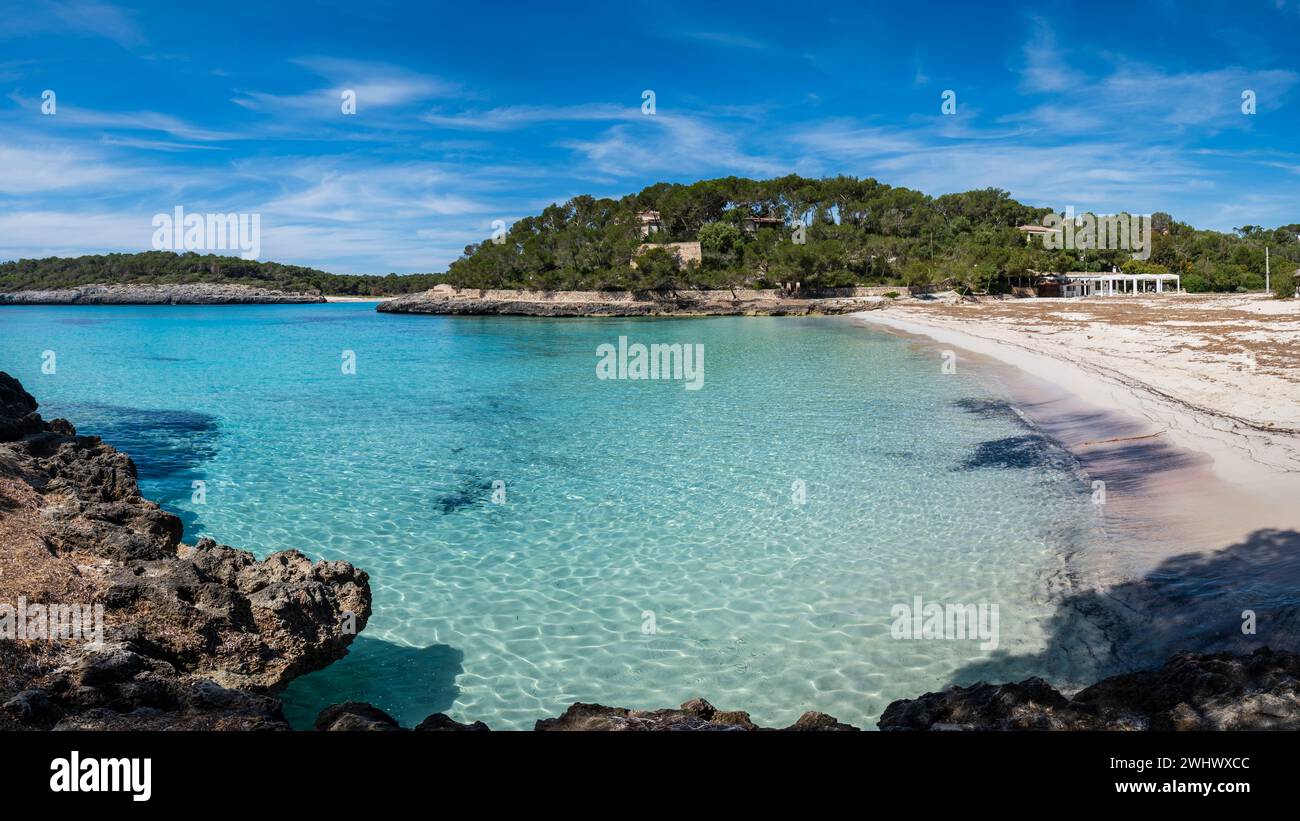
861, 293, 1300, 498
859, 293, 1300, 669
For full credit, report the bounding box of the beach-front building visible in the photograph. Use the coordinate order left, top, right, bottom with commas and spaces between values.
1035, 271, 1182, 297
631, 241, 703, 269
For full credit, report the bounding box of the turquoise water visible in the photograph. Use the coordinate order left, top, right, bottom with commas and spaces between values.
0, 304, 1101, 729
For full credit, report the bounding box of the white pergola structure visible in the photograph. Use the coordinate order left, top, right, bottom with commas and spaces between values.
1047, 272, 1182, 297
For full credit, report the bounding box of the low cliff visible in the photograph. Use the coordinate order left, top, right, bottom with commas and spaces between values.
378, 285, 891, 317
0, 283, 325, 305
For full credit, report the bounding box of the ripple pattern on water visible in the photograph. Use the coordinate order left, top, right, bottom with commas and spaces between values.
0, 305, 1103, 729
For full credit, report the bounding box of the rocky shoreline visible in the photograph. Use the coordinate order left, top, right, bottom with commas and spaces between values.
0, 283, 325, 305
0, 371, 367, 729
316, 698, 859, 731
378, 285, 894, 317
879, 648, 1300, 730
4, 369, 1297, 731
314, 649, 1300, 731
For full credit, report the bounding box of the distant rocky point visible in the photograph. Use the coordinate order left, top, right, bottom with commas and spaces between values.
378, 284, 896, 317
0, 283, 325, 305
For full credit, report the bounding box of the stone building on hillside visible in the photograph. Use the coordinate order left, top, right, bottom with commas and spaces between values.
630, 241, 703, 269
636, 210, 663, 238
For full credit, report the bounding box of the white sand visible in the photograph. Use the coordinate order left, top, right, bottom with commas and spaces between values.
857, 295, 1300, 576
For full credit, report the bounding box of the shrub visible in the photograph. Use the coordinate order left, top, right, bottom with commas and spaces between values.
1273, 268, 1297, 299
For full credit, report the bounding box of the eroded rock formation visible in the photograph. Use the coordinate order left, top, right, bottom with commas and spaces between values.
878, 648, 1300, 730
315, 701, 491, 732
0, 372, 370, 730
378, 285, 889, 317
314, 697, 859, 731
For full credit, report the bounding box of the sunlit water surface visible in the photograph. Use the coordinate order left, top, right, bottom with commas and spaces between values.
0, 304, 1106, 729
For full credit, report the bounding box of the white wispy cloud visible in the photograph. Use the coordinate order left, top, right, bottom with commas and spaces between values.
244, 159, 497, 222
2, 9, 1296, 274
786, 120, 929, 157
99, 135, 229, 152
1018, 17, 1072, 94
421, 103, 639, 131
1196, 191, 1300, 229
561, 112, 788, 178
0, 141, 137, 193
232, 57, 458, 116
0, 60, 29, 82
1100, 65, 1298, 127
0, 0, 145, 48
678, 31, 769, 49
1013, 20, 1299, 134
56, 108, 241, 141
7, 92, 242, 141
0, 209, 152, 258
868, 141, 1212, 210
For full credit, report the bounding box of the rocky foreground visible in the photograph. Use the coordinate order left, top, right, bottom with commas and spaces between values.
879, 648, 1300, 730
0, 283, 325, 305
0, 371, 368, 729
378, 285, 891, 316
315, 649, 1300, 731
317, 698, 859, 731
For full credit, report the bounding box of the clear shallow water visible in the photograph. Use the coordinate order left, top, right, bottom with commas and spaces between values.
0, 304, 1102, 729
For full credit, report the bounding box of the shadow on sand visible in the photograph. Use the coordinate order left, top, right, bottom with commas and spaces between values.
947, 527, 1300, 691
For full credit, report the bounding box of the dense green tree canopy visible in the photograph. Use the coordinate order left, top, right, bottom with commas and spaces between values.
445, 177, 1300, 294
0, 252, 443, 296
4, 179, 1296, 296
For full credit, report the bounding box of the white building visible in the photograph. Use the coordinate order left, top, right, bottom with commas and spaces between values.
1036, 271, 1181, 297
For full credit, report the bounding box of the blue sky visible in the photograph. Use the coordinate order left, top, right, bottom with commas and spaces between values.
1, 0, 1298, 274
